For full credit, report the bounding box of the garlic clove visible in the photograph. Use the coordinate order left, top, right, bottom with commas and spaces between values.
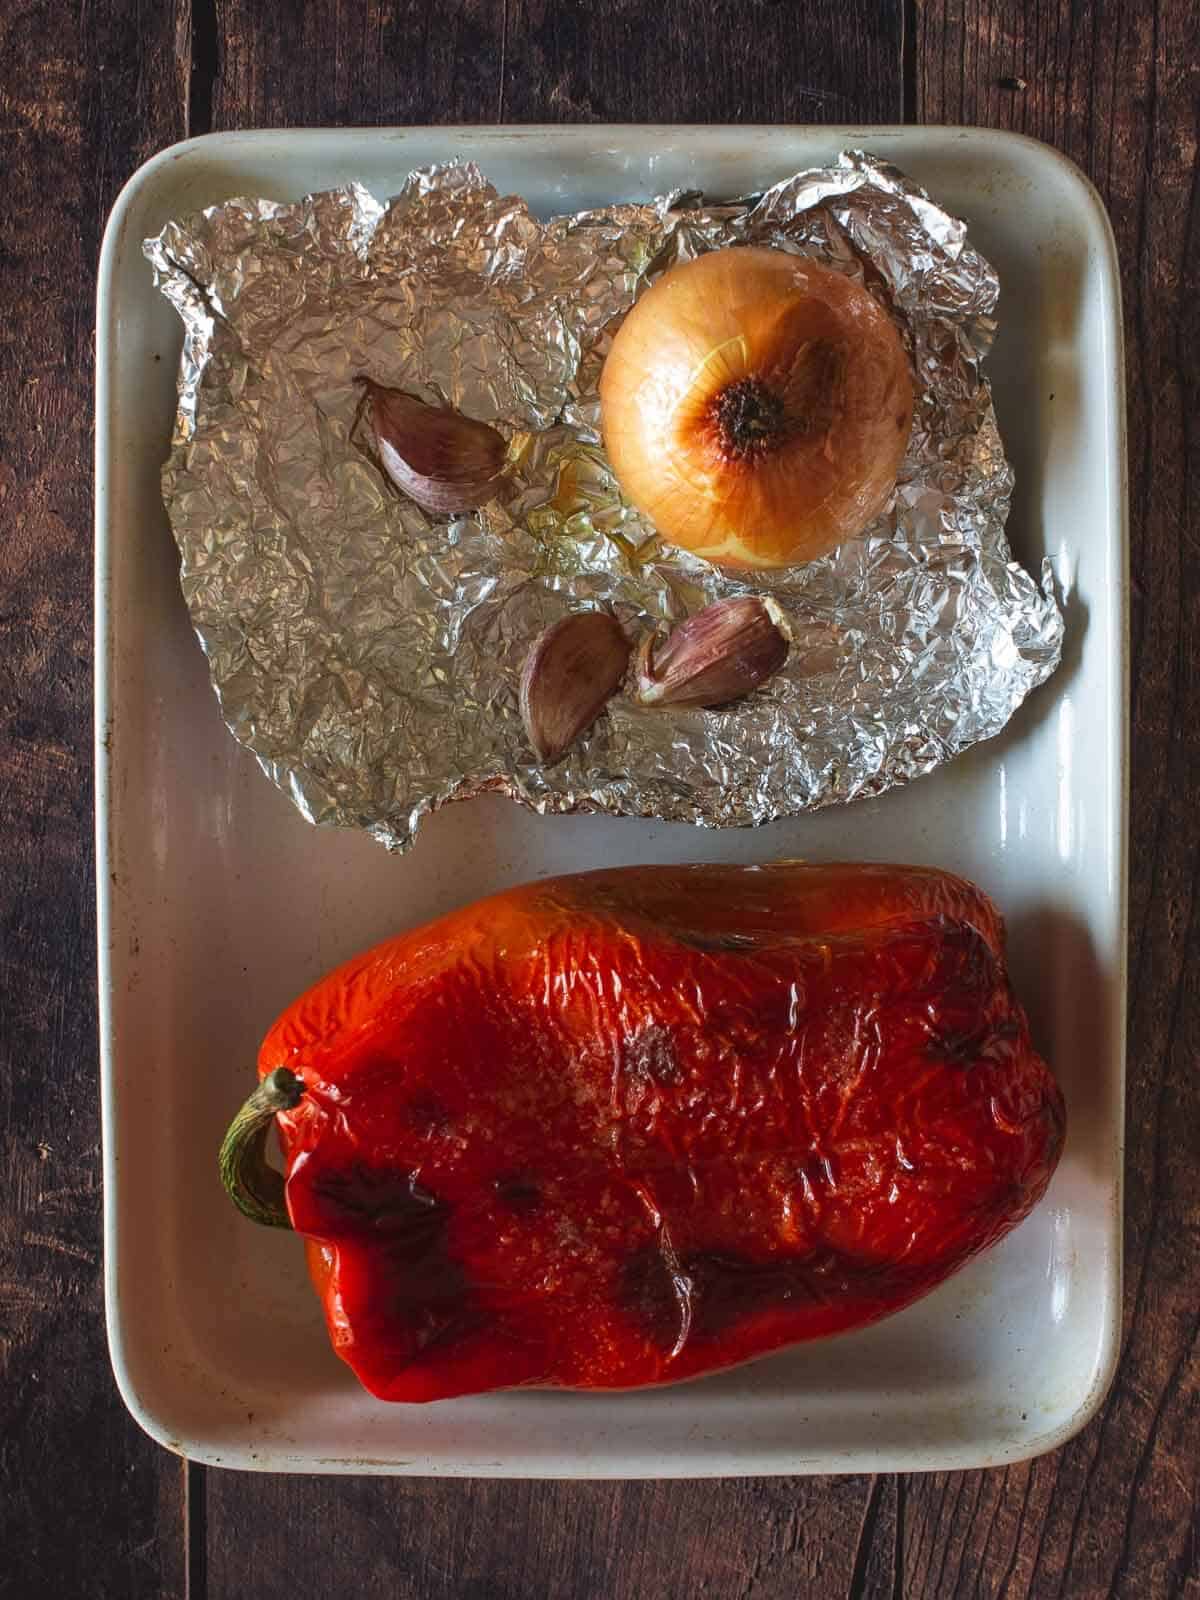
520, 612, 632, 765
634, 596, 791, 709
363, 379, 508, 514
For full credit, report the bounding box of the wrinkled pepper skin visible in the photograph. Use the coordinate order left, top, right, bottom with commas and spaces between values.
260, 863, 1065, 1402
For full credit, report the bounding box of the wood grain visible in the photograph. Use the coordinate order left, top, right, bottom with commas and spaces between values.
497, 0, 903, 125
202, 1474, 891, 1600
0, 3, 190, 1598
912, 3, 1200, 1597
203, 0, 506, 130
200, 0, 903, 129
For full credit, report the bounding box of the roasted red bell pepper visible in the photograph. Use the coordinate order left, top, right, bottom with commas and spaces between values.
220, 863, 1064, 1402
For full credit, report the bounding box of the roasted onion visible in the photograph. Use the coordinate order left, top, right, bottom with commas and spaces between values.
599, 247, 914, 570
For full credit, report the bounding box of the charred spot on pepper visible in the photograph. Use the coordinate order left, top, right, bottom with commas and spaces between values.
403, 1092, 453, 1134
1044, 1098, 1068, 1160
620, 1240, 934, 1352
923, 919, 1003, 993
619, 1245, 695, 1354
359, 1251, 483, 1367
695, 1249, 929, 1341
310, 1162, 444, 1241
336, 1210, 478, 1354
348, 1049, 409, 1083
686, 1252, 833, 1339
492, 1174, 542, 1212
407, 1306, 492, 1360
795, 1151, 840, 1198
620, 1245, 844, 1351
927, 1017, 1020, 1066
670, 928, 762, 954
375, 1226, 472, 1315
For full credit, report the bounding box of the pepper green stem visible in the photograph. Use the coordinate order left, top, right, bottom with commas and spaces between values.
218, 1067, 305, 1228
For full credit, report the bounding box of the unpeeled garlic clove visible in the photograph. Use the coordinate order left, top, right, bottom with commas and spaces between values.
363, 379, 508, 514
634, 596, 791, 709
520, 612, 632, 765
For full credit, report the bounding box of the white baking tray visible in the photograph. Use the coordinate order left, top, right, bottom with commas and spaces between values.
96, 126, 1126, 1476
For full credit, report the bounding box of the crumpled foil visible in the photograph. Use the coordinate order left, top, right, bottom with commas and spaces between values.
145, 151, 1063, 852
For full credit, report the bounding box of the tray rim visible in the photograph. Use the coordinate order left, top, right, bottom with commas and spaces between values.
95, 122, 1128, 1476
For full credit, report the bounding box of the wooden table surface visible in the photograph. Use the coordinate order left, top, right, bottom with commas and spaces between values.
2, 3, 1196, 1596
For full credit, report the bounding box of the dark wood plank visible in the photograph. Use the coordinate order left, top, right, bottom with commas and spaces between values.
0, 3, 191, 1597
204, 1474, 892, 1600
909, 3, 1200, 1598
498, 0, 903, 124
204, 0, 506, 130
196, 3, 903, 1596
201, 0, 902, 130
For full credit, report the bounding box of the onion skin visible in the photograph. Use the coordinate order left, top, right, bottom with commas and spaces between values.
599, 247, 914, 570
